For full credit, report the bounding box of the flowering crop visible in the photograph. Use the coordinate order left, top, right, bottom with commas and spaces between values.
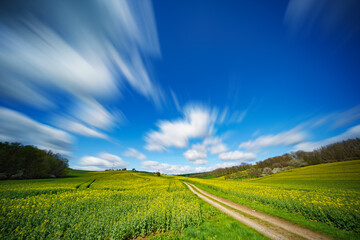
0, 171, 205, 239
185, 160, 360, 233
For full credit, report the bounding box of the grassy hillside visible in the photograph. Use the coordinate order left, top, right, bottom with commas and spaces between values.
251, 160, 360, 193
184, 160, 360, 240
256, 160, 360, 182
1, 162, 359, 239
188, 138, 360, 180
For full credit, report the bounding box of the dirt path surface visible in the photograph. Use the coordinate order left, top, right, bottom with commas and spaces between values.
184, 182, 332, 240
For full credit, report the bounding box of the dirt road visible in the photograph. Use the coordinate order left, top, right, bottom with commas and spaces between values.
184, 182, 332, 240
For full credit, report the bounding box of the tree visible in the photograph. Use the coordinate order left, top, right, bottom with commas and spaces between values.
0, 142, 69, 179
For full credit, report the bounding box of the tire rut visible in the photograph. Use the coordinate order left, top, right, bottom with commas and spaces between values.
184, 182, 332, 240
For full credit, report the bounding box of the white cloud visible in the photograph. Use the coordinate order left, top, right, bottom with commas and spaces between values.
170, 89, 181, 112
236, 106, 360, 153
141, 160, 246, 175
307, 105, 360, 130
204, 138, 228, 154
217, 107, 247, 124
71, 165, 103, 171
295, 124, 360, 152
0, 0, 163, 137
183, 145, 207, 165
192, 159, 209, 165
123, 148, 146, 161
284, 0, 319, 34
141, 160, 210, 175
0, 107, 73, 155
284, 0, 360, 39
184, 148, 207, 161
219, 151, 256, 162
239, 127, 307, 151
71, 98, 119, 131
80, 153, 128, 170
183, 137, 227, 164
332, 105, 360, 129
0, 75, 54, 109
0, 19, 116, 102
145, 105, 216, 151
53, 117, 108, 139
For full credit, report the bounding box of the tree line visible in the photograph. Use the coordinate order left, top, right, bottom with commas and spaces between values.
188, 138, 360, 179
0, 142, 69, 180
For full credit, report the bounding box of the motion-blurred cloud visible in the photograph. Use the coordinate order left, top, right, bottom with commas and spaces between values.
284, 0, 360, 42
0, 0, 162, 141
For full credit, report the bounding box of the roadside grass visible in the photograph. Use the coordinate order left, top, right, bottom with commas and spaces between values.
2, 161, 359, 240
0, 170, 270, 240
188, 182, 358, 240
146, 200, 270, 240
180, 207, 270, 240
180, 160, 360, 240
1, 171, 206, 239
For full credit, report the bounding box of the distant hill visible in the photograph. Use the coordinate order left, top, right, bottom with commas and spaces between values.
184, 138, 360, 180
255, 159, 360, 183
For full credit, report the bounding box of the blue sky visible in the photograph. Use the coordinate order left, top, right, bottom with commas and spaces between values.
0, 0, 360, 174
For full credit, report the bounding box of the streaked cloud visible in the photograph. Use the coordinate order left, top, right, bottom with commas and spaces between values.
218, 107, 247, 125
170, 89, 182, 112
0, 0, 163, 139
331, 105, 360, 129
145, 105, 216, 151
0, 18, 117, 104
238, 105, 360, 153
53, 117, 108, 140
0, 107, 73, 155
71, 98, 120, 131
219, 151, 256, 162
239, 127, 307, 151
308, 105, 360, 129
0, 76, 54, 109
79, 153, 128, 170
141, 160, 241, 175
284, 0, 360, 40
123, 148, 147, 161
295, 124, 360, 151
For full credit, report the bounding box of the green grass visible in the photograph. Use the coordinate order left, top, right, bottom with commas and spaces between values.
1, 171, 203, 239
146, 200, 270, 240
0, 170, 272, 240
182, 160, 360, 240
180, 202, 270, 240
2, 161, 359, 239
252, 160, 360, 190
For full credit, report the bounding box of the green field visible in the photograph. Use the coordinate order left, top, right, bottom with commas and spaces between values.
184, 160, 360, 240
0, 170, 267, 240
1, 160, 359, 239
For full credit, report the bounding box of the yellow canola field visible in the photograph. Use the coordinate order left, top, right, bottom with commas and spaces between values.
0, 171, 204, 239
185, 160, 360, 233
